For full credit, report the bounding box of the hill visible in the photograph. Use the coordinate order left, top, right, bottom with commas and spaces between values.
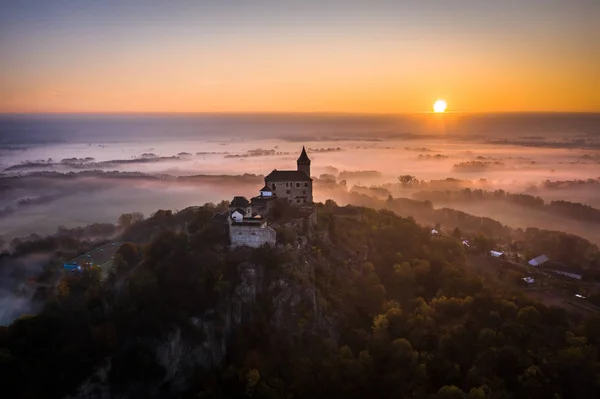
1, 202, 600, 398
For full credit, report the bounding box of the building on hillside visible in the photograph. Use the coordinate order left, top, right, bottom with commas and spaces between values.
548, 269, 583, 280
250, 184, 277, 216
528, 254, 549, 267
229, 217, 276, 248
230, 196, 251, 215
542, 260, 583, 280
264, 146, 313, 205
225, 146, 316, 248
490, 250, 505, 258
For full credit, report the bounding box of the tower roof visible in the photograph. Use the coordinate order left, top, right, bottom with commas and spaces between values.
297, 146, 311, 164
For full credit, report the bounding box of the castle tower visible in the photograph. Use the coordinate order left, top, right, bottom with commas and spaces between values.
296, 146, 311, 177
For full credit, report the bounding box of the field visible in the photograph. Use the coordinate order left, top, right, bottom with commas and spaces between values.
467, 253, 600, 316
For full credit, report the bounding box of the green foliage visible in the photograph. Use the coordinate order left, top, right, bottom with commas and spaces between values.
2, 202, 600, 399
118, 212, 145, 228
398, 174, 417, 187
276, 226, 297, 245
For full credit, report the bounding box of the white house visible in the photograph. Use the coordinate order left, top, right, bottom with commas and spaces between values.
230, 209, 245, 222
528, 254, 549, 267
490, 250, 504, 258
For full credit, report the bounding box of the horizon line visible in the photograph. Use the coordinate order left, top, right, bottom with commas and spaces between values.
1, 110, 599, 116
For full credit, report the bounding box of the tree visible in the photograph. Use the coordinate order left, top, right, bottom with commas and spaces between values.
118, 212, 145, 228
245, 368, 261, 395
452, 227, 462, 239
437, 385, 467, 399
398, 175, 416, 187
116, 242, 140, 269
473, 234, 494, 254
276, 226, 297, 245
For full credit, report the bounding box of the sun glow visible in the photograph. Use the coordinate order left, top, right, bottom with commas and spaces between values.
433, 100, 447, 113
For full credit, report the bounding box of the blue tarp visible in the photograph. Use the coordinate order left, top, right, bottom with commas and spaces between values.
63, 263, 81, 271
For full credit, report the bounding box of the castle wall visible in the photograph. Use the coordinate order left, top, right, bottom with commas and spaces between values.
269, 181, 312, 204
230, 224, 276, 248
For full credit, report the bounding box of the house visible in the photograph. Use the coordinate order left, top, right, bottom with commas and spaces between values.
528, 254, 549, 267
544, 260, 583, 280
230, 196, 251, 215
229, 196, 252, 222
250, 185, 277, 216
548, 269, 583, 280
523, 277, 535, 284
490, 250, 504, 258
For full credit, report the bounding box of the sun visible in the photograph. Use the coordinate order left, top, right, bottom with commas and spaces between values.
433, 100, 447, 113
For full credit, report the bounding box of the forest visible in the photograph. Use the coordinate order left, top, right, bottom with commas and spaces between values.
1, 201, 600, 398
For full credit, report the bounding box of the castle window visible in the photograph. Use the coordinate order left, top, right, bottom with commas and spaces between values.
272, 184, 276, 190
296, 183, 300, 187
296, 199, 300, 203
304, 183, 308, 187
286, 190, 291, 194
251, 232, 256, 236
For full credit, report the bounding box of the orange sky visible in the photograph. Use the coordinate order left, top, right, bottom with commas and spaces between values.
1, 1, 599, 113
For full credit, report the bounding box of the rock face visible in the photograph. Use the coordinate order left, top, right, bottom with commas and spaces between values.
69, 249, 335, 398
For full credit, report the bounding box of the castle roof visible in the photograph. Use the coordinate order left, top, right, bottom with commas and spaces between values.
260, 184, 272, 192
297, 146, 311, 164
265, 169, 311, 182
230, 196, 250, 208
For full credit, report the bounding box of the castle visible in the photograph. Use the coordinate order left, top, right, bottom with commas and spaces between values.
228, 147, 315, 248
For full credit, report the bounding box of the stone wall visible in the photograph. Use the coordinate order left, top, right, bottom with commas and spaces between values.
269, 180, 312, 204
230, 224, 276, 248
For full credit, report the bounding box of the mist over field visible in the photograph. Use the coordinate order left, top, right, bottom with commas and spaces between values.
1, 113, 600, 243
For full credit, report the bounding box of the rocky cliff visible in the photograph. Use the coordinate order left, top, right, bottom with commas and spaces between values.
69, 244, 345, 398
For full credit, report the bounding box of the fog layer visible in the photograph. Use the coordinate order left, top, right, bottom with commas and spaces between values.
1, 114, 599, 242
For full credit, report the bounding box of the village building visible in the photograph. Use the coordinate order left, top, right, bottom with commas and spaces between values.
528, 254, 549, 267
490, 250, 505, 258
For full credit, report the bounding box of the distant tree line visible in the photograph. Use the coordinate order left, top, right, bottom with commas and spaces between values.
413, 188, 600, 223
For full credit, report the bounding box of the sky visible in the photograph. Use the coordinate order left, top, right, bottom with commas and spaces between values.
1, 0, 599, 113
